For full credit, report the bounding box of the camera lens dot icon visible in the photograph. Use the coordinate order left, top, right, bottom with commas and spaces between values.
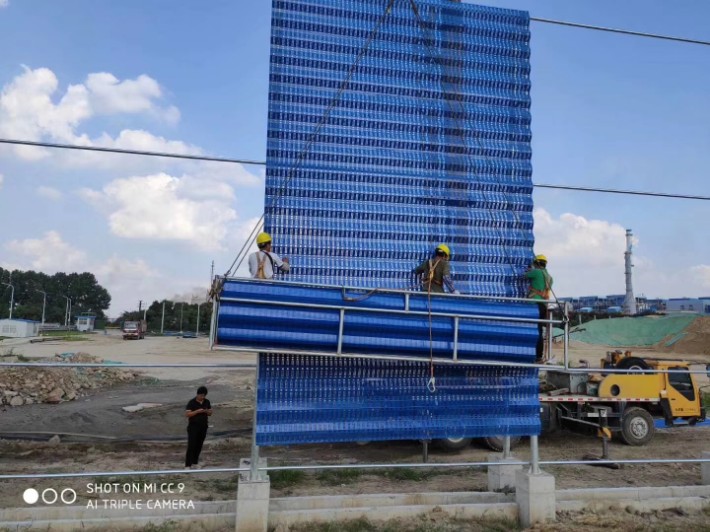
23, 488, 40, 505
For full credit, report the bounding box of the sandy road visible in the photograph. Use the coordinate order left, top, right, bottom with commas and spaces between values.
2, 331, 256, 382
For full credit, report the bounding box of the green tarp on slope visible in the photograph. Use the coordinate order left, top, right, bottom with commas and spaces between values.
557, 315, 698, 347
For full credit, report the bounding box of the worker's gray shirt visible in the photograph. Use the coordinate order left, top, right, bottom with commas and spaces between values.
248, 251, 290, 279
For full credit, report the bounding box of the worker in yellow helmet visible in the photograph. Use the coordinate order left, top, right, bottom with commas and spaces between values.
525, 254, 553, 362
412, 244, 459, 294
248, 232, 290, 279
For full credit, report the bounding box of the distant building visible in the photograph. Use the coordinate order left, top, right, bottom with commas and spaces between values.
75, 315, 96, 332
0, 319, 40, 338
666, 298, 710, 315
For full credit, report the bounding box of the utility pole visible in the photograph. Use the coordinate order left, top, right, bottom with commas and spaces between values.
196, 301, 201, 337
161, 301, 165, 334
180, 302, 184, 334
36, 290, 47, 327
1, 282, 14, 320
62, 295, 72, 328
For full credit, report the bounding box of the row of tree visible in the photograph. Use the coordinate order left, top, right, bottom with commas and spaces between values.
0, 268, 111, 323
0, 268, 213, 333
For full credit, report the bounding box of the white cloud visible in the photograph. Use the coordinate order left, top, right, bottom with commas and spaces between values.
79, 172, 238, 251
0, 1, 8, 9
85, 73, 178, 123
0, 233, 202, 316
531, 208, 631, 297
36, 186, 63, 200
5, 231, 87, 272
0, 66, 180, 161
531, 208, 710, 299
689, 265, 710, 290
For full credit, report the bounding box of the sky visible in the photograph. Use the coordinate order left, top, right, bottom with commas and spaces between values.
0, 0, 709, 317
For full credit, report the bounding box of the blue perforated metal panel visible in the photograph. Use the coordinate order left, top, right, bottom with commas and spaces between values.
257, 354, 539, 446
265, 0, 533, 295
230, 0, 540, 446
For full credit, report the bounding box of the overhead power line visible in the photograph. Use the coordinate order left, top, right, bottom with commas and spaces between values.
530, 17, 710, 46
0, 138, 264, 166
534, 183, 710, 201
2, 138, 707, 201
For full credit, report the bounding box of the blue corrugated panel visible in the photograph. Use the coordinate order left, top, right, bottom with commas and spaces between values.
265, 0, 533, 296
218, 279, 538, 361
256, 354, 540, 446
242, 0, 540, 445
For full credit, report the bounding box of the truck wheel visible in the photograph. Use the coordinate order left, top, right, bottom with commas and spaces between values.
436, 437, 473, 451
482, 435, 522, 452
616, 357, 650, 372
620, 407, 655, 445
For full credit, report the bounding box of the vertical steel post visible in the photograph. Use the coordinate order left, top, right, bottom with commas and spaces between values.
208, 298, 218, 349
337, 309, 345, 355
161, 301, 165, 335
250, 355, 261, 480
503, 436, 511, 459
452, 316, 459, 361
546, 308, 553, 362
530, 435, 540, 474
563, 307, 570, 369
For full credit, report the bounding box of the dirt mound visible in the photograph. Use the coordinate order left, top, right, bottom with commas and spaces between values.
656, 316, 710, 356
0, 352, 141, 407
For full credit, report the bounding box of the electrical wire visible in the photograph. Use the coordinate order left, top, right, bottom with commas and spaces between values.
534, 183, 710, 201
531, 17, 710, 47
2, 142, 707, 201
0, 138, 264, 166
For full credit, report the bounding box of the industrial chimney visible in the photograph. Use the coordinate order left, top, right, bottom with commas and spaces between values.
623, 229, 637, 315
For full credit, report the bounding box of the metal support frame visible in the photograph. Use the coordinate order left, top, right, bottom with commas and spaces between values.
529, 435, 541, 474
250, 355, 261, 481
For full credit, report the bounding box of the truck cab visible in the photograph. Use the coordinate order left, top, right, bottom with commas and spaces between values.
122, 320, 146, 340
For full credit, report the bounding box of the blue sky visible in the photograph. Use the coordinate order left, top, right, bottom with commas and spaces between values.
0, 0, 709, 316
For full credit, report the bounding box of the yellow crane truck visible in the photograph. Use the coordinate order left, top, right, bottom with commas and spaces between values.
539, 351, 707, 446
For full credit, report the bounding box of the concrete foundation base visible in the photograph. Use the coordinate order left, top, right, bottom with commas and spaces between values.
515, 469, 556, 527
487, 453, 522, 491
236, 458, 270, 532
702, 452, 710, 485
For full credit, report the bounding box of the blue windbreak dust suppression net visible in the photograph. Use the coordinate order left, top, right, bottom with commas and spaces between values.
253, 0, 539, 446
258, 354, 539, 445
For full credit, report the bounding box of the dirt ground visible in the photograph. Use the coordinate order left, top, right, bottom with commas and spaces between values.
1, 329, 710, 530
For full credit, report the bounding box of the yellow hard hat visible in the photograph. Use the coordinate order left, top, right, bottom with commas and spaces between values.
436, 244, 450, 257
535, 254, 548, 263
256, 232, 272, 246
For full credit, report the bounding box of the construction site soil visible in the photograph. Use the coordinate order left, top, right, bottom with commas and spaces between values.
1, 319, 709, 530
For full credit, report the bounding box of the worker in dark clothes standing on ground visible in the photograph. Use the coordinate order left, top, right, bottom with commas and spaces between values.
413, 244, 459, 294
525, 254, 553, 363
185, 386, 212, 469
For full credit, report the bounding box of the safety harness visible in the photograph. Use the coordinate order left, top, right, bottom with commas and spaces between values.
255, 251, 275, 279
528, 269, 552, 299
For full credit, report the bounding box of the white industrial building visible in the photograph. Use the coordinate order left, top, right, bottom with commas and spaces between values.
0, 319, 41, 338
665, 298, 710, 315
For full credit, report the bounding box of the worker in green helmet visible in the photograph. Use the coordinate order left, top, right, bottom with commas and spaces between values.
249, 232, 290, 279
413, 244, 459, 294
525, 254, 553, 362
